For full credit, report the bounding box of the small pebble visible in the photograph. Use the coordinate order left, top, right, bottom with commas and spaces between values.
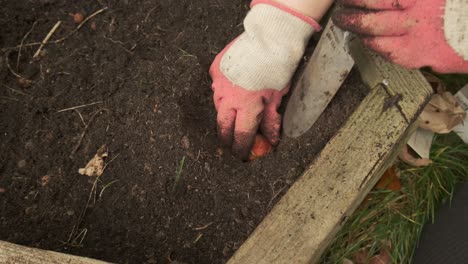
25, 205, 37, 214
0, 188, 6, 193
155, 231, 166, 240
146, 258, 157, 264
241, 207, 248, 217
216, 148, 224, 157
204, 162, 210, 172
222, 245, 230, 256
181, 135, 190, 149
24, 140, 34, 150
17, 159, 26, 168
72, 13, 84, 24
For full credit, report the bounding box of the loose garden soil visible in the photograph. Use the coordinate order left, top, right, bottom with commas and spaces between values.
0, 1, 368, 263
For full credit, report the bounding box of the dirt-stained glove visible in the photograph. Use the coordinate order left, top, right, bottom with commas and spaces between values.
333, 0, 468, 73
209, 0, 320, 159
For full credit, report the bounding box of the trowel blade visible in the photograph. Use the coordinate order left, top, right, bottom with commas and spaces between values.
283, 20, 355, 138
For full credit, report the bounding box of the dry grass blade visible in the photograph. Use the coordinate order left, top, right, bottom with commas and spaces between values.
33, 21, 61, 59
5, 52, 24, 79
57, 101, 104, 112
70, 109, 107, 157
0, 96, 19, 102
17, 20, 38, 69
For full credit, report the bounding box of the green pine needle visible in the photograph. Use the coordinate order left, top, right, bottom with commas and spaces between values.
172, 156, 186, 192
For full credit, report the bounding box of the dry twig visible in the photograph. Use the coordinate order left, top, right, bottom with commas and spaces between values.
74, 109, 86, 126
57, 101, 103, 113
2, 7, 108, 52
62, 149, 119, 247
17, 21, 38, 69
3, 84, 30, 96
193, 222, 214, 231
5, 52, 24, 79
0, 96, 19, 102
33, 21, 62, 59
70, 109, 107, 157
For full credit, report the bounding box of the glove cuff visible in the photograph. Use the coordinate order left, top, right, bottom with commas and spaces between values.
217, 1, 318, 91
444, 0, 468, 60
251, 0, 322, 32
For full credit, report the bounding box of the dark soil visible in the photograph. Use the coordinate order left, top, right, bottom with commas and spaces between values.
0, 1, 368, 263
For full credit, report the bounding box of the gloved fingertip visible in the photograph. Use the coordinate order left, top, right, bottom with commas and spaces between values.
218, 125, 234, 147
260, 128, 279, 146
267, 135, 280, 146
232, 146, 251, 161
216, 107, 236, 146
332, 9, 362, 30
332, 11, 347, 30
337, 0, 352, 7
232, 131, 257, 161
260, 111, 281, 146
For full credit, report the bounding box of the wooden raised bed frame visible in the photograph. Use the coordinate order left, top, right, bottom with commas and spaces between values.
0, 41, 432, 263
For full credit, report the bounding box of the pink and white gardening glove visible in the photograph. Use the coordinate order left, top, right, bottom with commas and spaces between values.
333, 0, 468, 73
210, 0, 320, 159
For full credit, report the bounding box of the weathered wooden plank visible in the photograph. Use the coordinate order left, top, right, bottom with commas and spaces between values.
349, 39, 431, 122
228, 45, 432, 263
0, 240, 109, 264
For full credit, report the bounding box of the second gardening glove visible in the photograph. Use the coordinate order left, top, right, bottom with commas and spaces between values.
209, 0, 321, 159
333, 0, 468, 73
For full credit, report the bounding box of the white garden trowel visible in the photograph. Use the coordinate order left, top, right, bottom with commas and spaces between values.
283, 19, 355, 138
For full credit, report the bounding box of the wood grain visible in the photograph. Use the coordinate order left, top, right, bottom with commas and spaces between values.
0, 240, 109, 264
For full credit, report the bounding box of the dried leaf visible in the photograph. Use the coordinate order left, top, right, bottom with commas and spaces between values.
41, 175, 51, 187
78, 145, 108, 177
353, 241, 393, 264
354, 249, 369, 264
419, 92, 466, 134
375, 165, 401, 191
407, 128, 434, 159
399, 144, 432, 167
369, 250, 392, 264
17, 77, 32, 88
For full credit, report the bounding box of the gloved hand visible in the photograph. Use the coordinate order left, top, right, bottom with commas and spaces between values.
210, 0, 320, 159
333, 0, 468, 73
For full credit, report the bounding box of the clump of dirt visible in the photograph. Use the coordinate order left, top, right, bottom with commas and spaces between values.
0, 1, 368, 263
